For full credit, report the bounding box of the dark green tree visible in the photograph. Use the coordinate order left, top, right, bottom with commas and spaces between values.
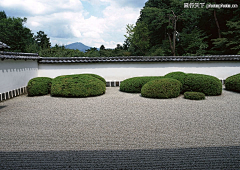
212, 21, 240, 55
124, 0, 239, 56
0, 12, 34, 52
0, 11, 7, 20
34, 31, 51, 49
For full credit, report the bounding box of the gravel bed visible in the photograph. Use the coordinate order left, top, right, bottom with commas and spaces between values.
0, 87, 239, 151
0, 87, 239, 169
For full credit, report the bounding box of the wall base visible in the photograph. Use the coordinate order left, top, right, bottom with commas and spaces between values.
0, 87, 27, 102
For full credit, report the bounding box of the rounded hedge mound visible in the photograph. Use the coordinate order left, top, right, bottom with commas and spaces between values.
183, 73, 222, 96
27, 77, 52, 96
120, 76, 164, 93
164, 71, 186, 85
184, 92, 205, 100
164, 71, 186, 93
81, 73, 106, 84
141, 78, 182, 99
51, 74, 106, 98
225, 73, 240, 93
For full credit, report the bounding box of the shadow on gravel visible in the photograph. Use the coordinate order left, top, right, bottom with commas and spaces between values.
1, 146, 239, 169
0, 106, 6, 110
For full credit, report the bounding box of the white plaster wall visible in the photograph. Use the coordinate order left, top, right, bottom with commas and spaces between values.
0, 60, 38, 93
38, 61, 240, 81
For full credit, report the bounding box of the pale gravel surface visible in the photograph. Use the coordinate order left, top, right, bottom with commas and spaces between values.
0, 87, 240, 169
0, 87, 239, 151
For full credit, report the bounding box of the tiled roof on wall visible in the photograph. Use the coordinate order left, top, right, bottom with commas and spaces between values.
39, 55, 240, 63
0, 51, 40, 61
1, 51, 240, 62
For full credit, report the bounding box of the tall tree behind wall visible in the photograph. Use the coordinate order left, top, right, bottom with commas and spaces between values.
125, 0, 240, 56
34, 31, 51, 49
0, 11, 34, 52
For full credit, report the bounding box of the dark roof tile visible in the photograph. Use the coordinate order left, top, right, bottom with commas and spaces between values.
1, 51, 240, 63
0, 51, 40, 61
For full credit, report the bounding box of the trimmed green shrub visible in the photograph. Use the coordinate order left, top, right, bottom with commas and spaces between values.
225, 73, 240, 93
164, 71, 186, 85
183, 73, 222, 96
81, 73, 106, 84
184, 92, 205, 100
141, 78, 182, 99
51, 74, 106, 98
164, 71, 186, 93
27, 77, 52, 96
120, 76, 164, 93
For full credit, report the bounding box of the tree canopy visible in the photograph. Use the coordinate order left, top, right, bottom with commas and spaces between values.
124, 0, 240, 56
1, 1, 239, 57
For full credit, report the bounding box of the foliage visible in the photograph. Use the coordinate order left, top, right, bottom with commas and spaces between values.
120, 76, 164, 93
164, 71, 186, 84
179, 28, 208, 56
38, 45, 85, 57
124, 0, 240, 56
0, 11, 51, 53
80, 73, 106, 84
27, 77, 52, 96
2, 1, 240, 56
51, 74, 106, 98
184, 92, 205, 100
0, 11, 34, 52
34, 31, 51, 49
130, 22, 151, 55
85, 47, 100, 57
141, 78, 181, 99
225, 73, 240, 93
164, 71, 186, 93
183, 73, 222, 96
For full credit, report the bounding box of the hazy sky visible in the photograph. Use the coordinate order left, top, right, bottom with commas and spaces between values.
0, 0, 148, 48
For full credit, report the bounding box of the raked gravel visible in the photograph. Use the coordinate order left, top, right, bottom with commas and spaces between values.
0, 87, 239, 169
0, 87, 239, 151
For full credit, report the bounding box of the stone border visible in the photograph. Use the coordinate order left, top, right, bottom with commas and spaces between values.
0, 87, 27, 102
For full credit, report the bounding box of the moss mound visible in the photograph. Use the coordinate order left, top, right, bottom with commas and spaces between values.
164, 71, 186, 93
183, 73, 222, 96
184, 92, 205, 100
225, 73, 240, 93
51, 74, 106, 98
27, 77, 52, 96
141, 78, 182, 99
120, 76, 164, 93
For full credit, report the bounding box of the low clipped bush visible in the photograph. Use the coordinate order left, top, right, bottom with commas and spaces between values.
164, 71, 186, 85
225, 73, 240, 93
81, 73, 106, 84
183, 73, 222, 96
141, 78, 182, 99
120, 76, 164, 93
164, 71, 186, 93
27, 77, 52, 96
184, 92, 205, 100
51, 74, 106, 98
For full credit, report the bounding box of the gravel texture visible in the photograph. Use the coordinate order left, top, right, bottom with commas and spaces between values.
0, 87, 239, 169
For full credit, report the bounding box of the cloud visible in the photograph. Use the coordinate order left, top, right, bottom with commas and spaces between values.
0, 0, 83, 16
0, 0, 147, 48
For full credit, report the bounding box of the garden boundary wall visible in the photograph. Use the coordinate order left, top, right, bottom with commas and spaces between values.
1, 52, 240, 102
0, 52, 39, 101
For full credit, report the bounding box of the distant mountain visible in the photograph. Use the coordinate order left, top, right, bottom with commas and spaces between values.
65, 42, 91, 52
